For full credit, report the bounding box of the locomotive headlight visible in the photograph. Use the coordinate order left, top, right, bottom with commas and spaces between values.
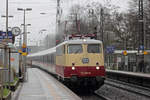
72, 63, 75, 70
96, 66, 100, 70
83, 39, 86, 42
96, 62, 100, 70
72, 66, 75, 70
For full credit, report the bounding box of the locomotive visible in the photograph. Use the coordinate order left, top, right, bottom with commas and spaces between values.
28, 34, 105, 90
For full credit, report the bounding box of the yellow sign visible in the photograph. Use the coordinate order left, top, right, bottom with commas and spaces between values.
22, 52, 27, 56
123, 50, 127, 56
143, 51, 148, 55
18, 50, 22, 53
22, 43, 26, 48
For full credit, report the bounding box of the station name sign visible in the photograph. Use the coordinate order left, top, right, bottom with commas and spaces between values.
0, 31, 13, 43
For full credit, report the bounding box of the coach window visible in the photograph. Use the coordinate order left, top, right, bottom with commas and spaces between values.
47, 54, 50, 63
46, 55, 49, 63
63, 45, 65, 54
56, 46, 63, 56
68, 44, 83, 54
87, 44, 101, 53
52, 54, 54, 64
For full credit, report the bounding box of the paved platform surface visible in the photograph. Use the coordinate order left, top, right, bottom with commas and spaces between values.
106, 69, 150, 78
12, 68, 81, 100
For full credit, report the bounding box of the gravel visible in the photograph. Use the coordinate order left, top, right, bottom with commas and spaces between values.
96, 84, 150, 100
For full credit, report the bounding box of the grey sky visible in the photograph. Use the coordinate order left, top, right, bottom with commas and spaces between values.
0, 0, 129, 46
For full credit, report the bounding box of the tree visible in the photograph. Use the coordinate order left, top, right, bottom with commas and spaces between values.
111, 12, 138, 49
128, 0, 150, 49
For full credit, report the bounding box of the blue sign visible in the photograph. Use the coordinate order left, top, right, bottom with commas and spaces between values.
27, 48, 31, 52
106, 46, 115, 54
22, 48, 26, 52
0, 36, 3, 39
0, 31, 13, 42
8, 31, 13, 36
139, 45, 144, 50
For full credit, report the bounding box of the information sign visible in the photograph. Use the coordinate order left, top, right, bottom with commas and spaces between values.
123, 50, 127, 56
0, 31, 13, 43
106, 46, 115, 54
22, 52, 27, 56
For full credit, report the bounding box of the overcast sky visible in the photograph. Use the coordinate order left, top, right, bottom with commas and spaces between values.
0, 0, 129, 46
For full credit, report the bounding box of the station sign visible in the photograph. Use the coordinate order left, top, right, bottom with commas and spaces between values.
139, 45, 144, 50
18, 50, 22, 53
143, 51, 148, 55
22, 48, 26, 52
0, 31, 13, 43
22, 52, 27, 56
22, 43, 26, 48
123, 50, 127, 56
106, 46, 115, 54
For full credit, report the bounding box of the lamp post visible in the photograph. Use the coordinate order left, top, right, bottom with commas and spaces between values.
1, 15, 14, 69
1, 12, 14, 90
6, 0, 8, 38
17, 8, 32, 80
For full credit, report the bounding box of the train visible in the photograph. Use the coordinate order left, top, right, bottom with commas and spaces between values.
27, 34, 105, 90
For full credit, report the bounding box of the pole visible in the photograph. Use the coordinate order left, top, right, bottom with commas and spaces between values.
92, 9, 94, 32
6, 0, 8, 38
64, 21, 67, 36
4, 47, 8, 68
100, 8, 104, 42
138, 0, 144, 72
0, 70, 3, 100
8, 48, 11, 89
4, 0, 9, 68
75, 13, 78, 33
23, 10, 26, 47
23, 9, 26, 79
56, 0, 61, 45
19, 34, 22, 77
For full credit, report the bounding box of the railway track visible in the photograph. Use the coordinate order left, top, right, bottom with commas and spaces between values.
94, 92, 111, 100
80, 92, 109, 100
105, 78, 150, 98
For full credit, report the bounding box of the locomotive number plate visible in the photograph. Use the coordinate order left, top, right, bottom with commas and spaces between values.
81, 72, 91, 75
82, 58, 89, 63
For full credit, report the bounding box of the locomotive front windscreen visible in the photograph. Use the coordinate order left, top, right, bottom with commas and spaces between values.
87, 44, 101, 53
68, 44, 83, 54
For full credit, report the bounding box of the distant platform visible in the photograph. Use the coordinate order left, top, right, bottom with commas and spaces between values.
106, 69, 150, 79
12, 68, 81, 100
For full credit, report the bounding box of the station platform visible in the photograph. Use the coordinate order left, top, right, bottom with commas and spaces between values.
106, 69, 150, 78
12, 68, 81, 100
106, 69, 150, 88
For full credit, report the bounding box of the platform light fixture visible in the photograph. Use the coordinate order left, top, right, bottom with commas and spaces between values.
17, 7, 32, 78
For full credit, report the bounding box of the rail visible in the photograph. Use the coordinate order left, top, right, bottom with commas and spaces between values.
105, 79, 150, 98
106, 69, 150, 88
